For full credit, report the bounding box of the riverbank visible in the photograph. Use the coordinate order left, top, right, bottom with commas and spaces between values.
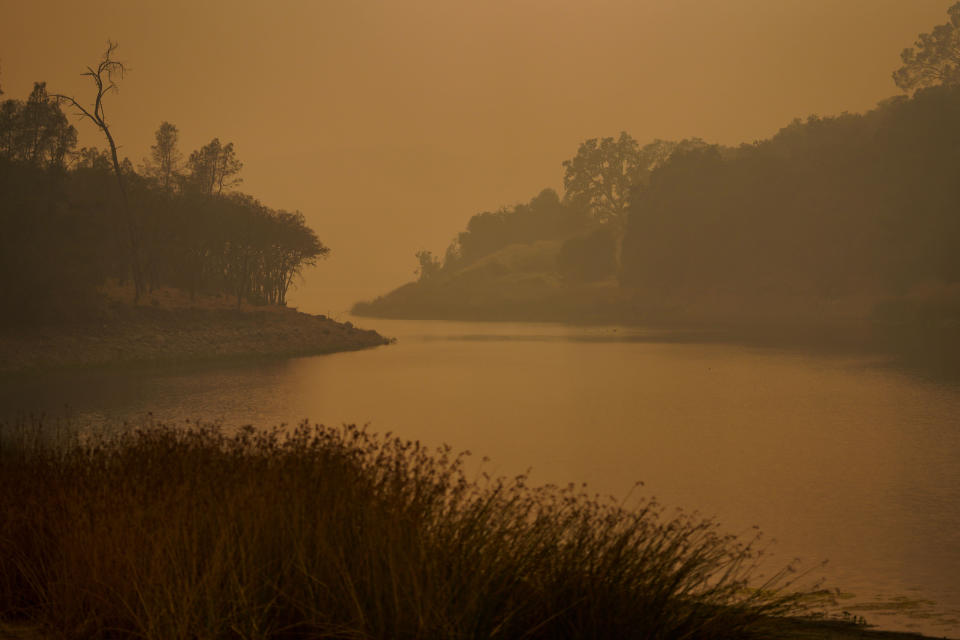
0, 287, 391, 375
353, 277, 960, 379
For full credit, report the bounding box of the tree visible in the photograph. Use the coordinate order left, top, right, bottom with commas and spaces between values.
186, 137, 243, 195
74, 146, 112, 171
562, 132, 640, 229
145, 121, 181, 191
52, 41, 145, 301
0, 82, 77, 169
267, 209, 330, 305
562, 134, 681, 230
415, 249, 442, 281
893, 2, 960, 92
562, 135, 699, 270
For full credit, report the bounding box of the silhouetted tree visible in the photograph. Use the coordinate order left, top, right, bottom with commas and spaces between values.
620, 86, 960, 306
74, 146, 112, 171
145, 121, 181, 191
562, 135, 696, 230
0, 82, 76, 169
52, 41, 144, 301
562, 132, 641, 229
563, 135, 702, 270
0, 71, 330, 322
415, 250, 442, 281
454, 188, 586, 264
442, 239, 462, 271
186, 137, 243, 195
894, 2, 960, 92
266, 209, 329, 305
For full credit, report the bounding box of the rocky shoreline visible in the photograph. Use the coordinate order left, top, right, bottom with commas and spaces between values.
0, 302, 391, 375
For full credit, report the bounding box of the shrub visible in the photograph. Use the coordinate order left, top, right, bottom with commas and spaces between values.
0, 420, 822, 639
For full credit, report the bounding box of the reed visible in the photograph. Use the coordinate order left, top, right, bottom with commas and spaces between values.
0, 420, 823, 639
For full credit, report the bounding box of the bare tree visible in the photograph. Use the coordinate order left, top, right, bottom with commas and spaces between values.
52, 41, 144, 301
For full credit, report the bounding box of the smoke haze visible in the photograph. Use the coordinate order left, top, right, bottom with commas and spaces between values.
0, 0, 949, 312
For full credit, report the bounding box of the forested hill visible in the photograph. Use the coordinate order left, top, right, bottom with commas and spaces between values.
0, 81, 328, 327
353, 84, 960, 338
355, 5, 960, 337
621, 85, 960, 317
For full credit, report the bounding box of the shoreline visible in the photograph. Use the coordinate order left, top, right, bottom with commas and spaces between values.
0, 299, 392, 376
351, 307, 960, 381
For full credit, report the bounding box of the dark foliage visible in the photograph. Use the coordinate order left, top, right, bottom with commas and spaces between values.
0, 85, 329, 326
449, 188, 587, 268
620, 85, 960, 305
0, 421, 822, 639
0, 158, 117, 323
893, 2, 960, 92
557, 225, 618, 283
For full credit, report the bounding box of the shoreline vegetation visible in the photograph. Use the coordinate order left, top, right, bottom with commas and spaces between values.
0, 420, 937, 640
0, 63, 389, 375
351, 277, 960, 378
0, 285, 391, 376
0, 63, 391, 376
2, 60, 333, 333
352, 83, 960, 376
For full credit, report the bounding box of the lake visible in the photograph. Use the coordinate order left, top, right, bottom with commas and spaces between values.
3, 317, 959, 637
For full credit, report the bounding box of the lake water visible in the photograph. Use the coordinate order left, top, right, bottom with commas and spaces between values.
3, 317, 959, 637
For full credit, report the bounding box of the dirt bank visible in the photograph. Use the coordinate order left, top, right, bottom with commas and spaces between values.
0, 290, 391, 375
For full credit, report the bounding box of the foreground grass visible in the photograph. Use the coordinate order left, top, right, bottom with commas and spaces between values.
0, 421, 825, 639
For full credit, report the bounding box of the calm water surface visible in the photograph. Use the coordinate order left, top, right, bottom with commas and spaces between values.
3, 318, 959, 636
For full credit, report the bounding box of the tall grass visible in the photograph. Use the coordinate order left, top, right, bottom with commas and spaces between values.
0, 420, 823, 639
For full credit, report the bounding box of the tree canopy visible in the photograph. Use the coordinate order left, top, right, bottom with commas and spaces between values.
448, 188, 585, 268
0, 82, 76, 169
561, 134, 703, 230
144, 121, 182, 191
621, 85, 960, 307
893, 2, 960, 92
0, 76, 330, 324
561, 132, 641, 228
186, 137, 243, 195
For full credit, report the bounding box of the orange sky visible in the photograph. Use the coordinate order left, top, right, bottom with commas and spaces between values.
0, 1, 950, 314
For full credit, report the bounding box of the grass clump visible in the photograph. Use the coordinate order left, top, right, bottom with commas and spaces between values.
0, 420, 823, 639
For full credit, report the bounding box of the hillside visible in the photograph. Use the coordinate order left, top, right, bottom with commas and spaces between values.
354, 86, 960, 353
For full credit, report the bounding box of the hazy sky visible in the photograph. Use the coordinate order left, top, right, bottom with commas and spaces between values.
0, 1, 950, 314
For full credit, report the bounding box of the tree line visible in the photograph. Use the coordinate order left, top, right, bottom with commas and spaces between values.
0, 46, 328, 325
621, 86, 960, 304
403, 3, 960, 323
413, 135, 709, 284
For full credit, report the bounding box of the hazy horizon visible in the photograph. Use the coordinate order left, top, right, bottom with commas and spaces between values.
1, 0, 950, 314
